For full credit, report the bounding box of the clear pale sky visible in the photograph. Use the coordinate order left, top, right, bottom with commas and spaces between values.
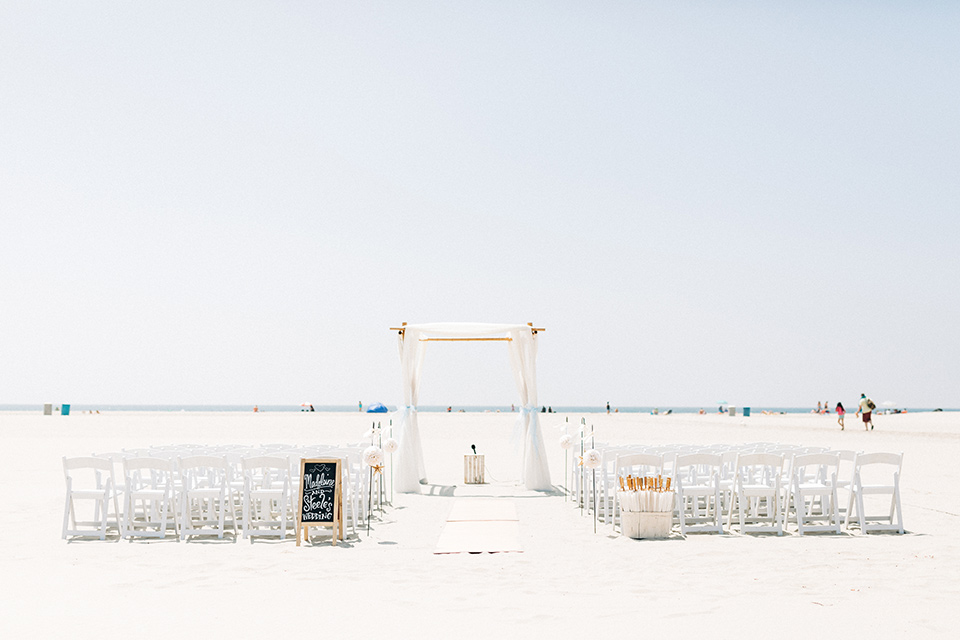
2, 2, 958, 409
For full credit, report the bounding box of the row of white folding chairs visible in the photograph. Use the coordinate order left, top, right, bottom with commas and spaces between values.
62, 448, 367, 541
571, 443, 788, 524
117, 443, 376, 527
64, 454, 290, 540
631, 446, 845, 532
567, 443, 899, 533
597, 443, 840, 525
105, 444, 369, 525
602, 449, 904, 536
683, 450, 903, 535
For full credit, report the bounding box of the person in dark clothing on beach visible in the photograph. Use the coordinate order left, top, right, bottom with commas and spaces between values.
856, 394, 875, 431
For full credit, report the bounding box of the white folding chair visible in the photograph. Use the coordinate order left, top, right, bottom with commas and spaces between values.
241, 456, 292, 540
178, 456, 233, 540
122, 457, 178, 539
675, 453, 723, 534
326, 448, 363, 535
828, 449, 859, 521
790, 453, 842, 535
94, 452, 128, 511
728, 453, 784, 535
62, 457, 119, 540
717, 450, 740, 514
598, 446, 632, 524
846, 453, 904, 534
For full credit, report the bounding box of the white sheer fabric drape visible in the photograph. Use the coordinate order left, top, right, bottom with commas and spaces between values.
507, 328, 551, 490
393, 327, 427, 493
392, 323, 551, 493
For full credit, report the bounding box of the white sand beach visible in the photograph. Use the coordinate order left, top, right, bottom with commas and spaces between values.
3, 409, 959, 638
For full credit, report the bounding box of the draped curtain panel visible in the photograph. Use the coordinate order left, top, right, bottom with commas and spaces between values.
392, 323, 552, 493
394, 326, 427, 493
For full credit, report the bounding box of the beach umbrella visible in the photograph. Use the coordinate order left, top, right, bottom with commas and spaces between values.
366, 402, 389, 414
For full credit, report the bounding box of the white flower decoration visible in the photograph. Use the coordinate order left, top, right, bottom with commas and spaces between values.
362, 446, 384, 467
383, 438, 399, 454
582, 448, 602, 469
559, 434, 574, 450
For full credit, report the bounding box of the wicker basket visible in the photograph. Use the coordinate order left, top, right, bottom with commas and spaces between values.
622, 511, 673, 539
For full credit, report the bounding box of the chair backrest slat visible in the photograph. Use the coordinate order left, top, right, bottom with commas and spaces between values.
64, 456, 112, 472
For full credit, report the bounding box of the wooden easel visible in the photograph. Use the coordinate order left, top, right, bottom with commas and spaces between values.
297, 458, 343, 546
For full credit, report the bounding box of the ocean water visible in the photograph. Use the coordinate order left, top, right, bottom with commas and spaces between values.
1, 404, 954, 414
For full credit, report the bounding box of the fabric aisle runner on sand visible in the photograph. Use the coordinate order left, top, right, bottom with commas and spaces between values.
433, 498, 522, 554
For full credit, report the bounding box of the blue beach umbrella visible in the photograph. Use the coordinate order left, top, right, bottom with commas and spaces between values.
366, 403, 389, 413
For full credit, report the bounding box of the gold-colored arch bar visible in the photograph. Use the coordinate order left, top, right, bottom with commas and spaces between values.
419, 337, 512, 342
389, 324, 545, 334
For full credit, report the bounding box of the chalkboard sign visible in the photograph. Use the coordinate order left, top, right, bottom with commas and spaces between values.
297, 458, 342, 546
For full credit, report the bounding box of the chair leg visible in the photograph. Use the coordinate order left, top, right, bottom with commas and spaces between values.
857, 490, 866, 534
715, 487, 723, 532
242, 494, 249, 539
180, 496, 189, 541
62, 493, 72, 540
832, 488, 841, 533
99, 497, 108, 540
678, 492, 686, 534
895, 488, 904, 534
796, 492, 806, 535
121, 496, 129, 539
774, 493, 783, 536
217, 492, 226, 539
741, 493, 750, 533
230, 491, 239, 535
112, 490, 122, 535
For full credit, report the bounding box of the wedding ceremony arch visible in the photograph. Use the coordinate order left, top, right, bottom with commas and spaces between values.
389, 322, 552, 493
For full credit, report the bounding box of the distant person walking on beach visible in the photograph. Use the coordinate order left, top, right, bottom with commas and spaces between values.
857, 394, 876, 431
836, 402, 845, 430
606, 401, 610, 414
358, 401, 362, 412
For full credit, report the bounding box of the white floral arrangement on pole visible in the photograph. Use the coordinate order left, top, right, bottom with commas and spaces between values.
582, 448, 602, 469
363, 446, 384, 468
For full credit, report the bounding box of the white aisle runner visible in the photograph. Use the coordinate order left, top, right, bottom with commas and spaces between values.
433, 498, 522, 554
